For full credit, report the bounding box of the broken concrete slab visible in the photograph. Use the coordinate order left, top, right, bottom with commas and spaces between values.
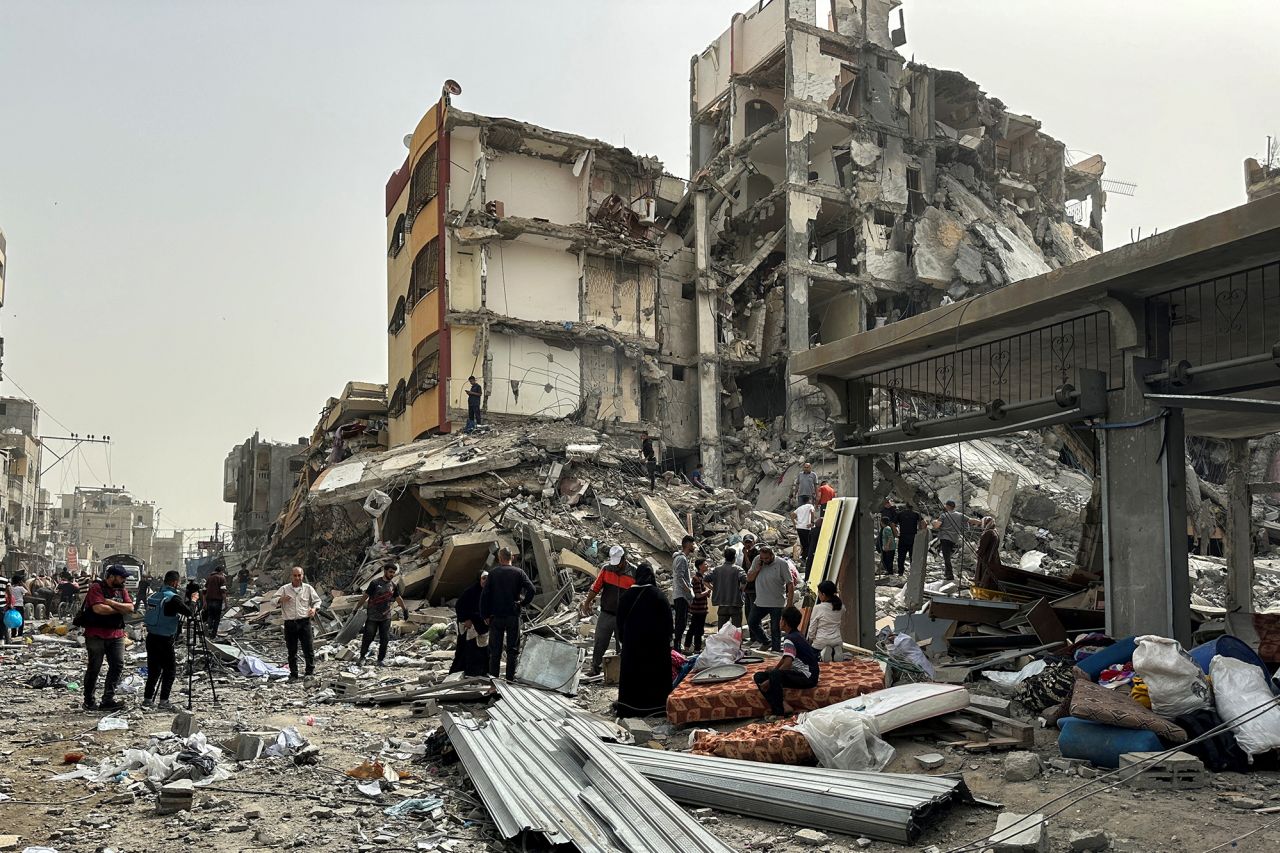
640, 494, 689, 551
428, 532, 507, 604
558, 549, 598, 578
527, 532, 560, 607
992, 813, 1048, 853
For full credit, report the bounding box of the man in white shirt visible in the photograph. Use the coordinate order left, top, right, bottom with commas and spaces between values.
790, 496, 819, 577
275, 566, 321, 680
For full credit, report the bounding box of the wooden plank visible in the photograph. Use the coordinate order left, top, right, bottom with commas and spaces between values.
1025, 598, 1068, 645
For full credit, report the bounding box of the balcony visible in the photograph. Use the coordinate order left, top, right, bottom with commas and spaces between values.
408, 286, 441, 346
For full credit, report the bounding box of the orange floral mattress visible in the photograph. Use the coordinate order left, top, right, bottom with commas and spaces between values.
690, 717, 813, 763
666, 659, 885, 726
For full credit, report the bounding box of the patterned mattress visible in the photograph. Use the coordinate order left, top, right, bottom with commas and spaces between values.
666, 659, 885, 726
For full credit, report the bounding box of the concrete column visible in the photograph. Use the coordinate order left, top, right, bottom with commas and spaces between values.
691, 191, 722, 480
1101, 355, 1191, 645
1225, 437, 1255, 614
836, 383, 877, 648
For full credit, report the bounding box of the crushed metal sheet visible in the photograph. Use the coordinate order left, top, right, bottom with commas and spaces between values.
613, 744, 972, 845
442, 685, 731, 852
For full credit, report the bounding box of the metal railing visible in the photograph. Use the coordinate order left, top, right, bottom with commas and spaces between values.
862, 311, 1123, 432
1151, 259, 1280, 370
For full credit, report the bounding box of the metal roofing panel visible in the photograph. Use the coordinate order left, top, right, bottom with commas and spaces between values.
614, 744, 972, 845
443, 694, 735, 853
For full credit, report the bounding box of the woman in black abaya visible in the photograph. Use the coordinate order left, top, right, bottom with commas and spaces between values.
615, 562, 673, 716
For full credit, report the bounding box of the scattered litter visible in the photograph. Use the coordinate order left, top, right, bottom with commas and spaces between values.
96, 717, 129, 732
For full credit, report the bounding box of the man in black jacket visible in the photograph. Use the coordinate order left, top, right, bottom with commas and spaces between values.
479, 548, 535, 681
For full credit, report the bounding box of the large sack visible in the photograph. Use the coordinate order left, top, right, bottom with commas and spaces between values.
1132, 635, 1211, 718
1210, 654, 1280, 758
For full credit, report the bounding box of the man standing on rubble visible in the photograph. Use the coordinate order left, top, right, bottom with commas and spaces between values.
203, 563, 228, 639
671, 535, 695, 653
895, 502, 924, 576
793, 462, 818, 505
356, 563, 410, 667
580, 545, 634, 677
935, 499, 972, 582
747, 545, 795, 652
740, 534, 765, 645
275, 566, 321, 681
640, 431, 658, 491
81, 565, 134, 712
464, 375, 483, 433
710, 547, 747, 628
481, 547, 536, 681
791, 496, 818, 576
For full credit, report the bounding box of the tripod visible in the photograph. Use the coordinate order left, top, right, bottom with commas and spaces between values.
184, 605, 220, 709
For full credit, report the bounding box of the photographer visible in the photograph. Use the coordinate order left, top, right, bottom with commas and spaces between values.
141, 571, 195, 711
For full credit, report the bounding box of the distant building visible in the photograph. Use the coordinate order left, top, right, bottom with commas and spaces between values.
52, 487, 157, 567
1245, 157, 1280, 202
0, 396, 43, 574
151, 531, 185, 576
223, 432, 307, 550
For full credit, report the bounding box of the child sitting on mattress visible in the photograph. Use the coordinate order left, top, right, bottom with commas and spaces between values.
806, 580, 845, 662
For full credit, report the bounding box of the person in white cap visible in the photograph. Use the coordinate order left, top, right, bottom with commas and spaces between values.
579, 545, 635, 677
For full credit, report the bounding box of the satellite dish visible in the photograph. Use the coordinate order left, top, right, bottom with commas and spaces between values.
443, 79, 462, 97
403, 134, 413, 150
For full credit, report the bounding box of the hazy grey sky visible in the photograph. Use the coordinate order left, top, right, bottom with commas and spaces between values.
2, 0, 1277, 539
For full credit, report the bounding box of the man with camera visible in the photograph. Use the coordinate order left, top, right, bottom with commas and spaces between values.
141, 570, 196, 711
80, 565, 135, 712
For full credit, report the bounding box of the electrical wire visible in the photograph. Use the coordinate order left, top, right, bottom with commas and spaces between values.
1196, 814, 1280, 853
941, 693, 1280, 853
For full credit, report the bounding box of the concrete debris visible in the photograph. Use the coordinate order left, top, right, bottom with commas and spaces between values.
1003, 751, 1042, 782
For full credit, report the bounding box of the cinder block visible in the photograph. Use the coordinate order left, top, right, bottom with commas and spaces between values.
234, 733, 267, 762
1119, 751, 1206, 790
992, 812, 1048, 853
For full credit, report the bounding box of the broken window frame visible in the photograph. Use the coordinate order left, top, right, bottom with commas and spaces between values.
388, 295, 407, 335
388, 214, 407, 258
408, 237, 441, 311
407, 143, 439, 227
388, 379, 408, 418
406, 352, 440, 403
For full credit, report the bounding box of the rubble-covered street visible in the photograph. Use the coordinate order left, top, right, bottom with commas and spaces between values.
5, 1, 1280, 852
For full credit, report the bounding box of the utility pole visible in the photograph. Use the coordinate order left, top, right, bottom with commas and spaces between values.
33, 435, 111, 571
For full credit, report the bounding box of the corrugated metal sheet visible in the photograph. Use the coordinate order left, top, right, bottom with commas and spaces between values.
442, 684, 734, 853
613, 744, 972, 845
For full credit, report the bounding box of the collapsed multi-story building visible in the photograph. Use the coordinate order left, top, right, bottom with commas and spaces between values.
685, 1, 1105, 453
382, 0, 1106, 484
384, 95, 697, 452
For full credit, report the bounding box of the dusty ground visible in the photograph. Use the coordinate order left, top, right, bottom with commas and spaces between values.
3, 631, 1280, 853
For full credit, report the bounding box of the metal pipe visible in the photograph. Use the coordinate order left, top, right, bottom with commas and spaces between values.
1144, 350, 1277, 383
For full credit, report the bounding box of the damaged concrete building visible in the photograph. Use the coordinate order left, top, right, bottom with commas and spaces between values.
682, 0, 1107, 472
384, 92, 701, 457
223, 432, 308, 551
381, 3, 1106, 486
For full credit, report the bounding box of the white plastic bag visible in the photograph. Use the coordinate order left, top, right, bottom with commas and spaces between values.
787, 705, 895, 771
889, 634, 936, 679
982, 659, 1047, 689
692, 622, 742, 672
1210, 655, 1280, 758
1132, 635, 1211, 717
